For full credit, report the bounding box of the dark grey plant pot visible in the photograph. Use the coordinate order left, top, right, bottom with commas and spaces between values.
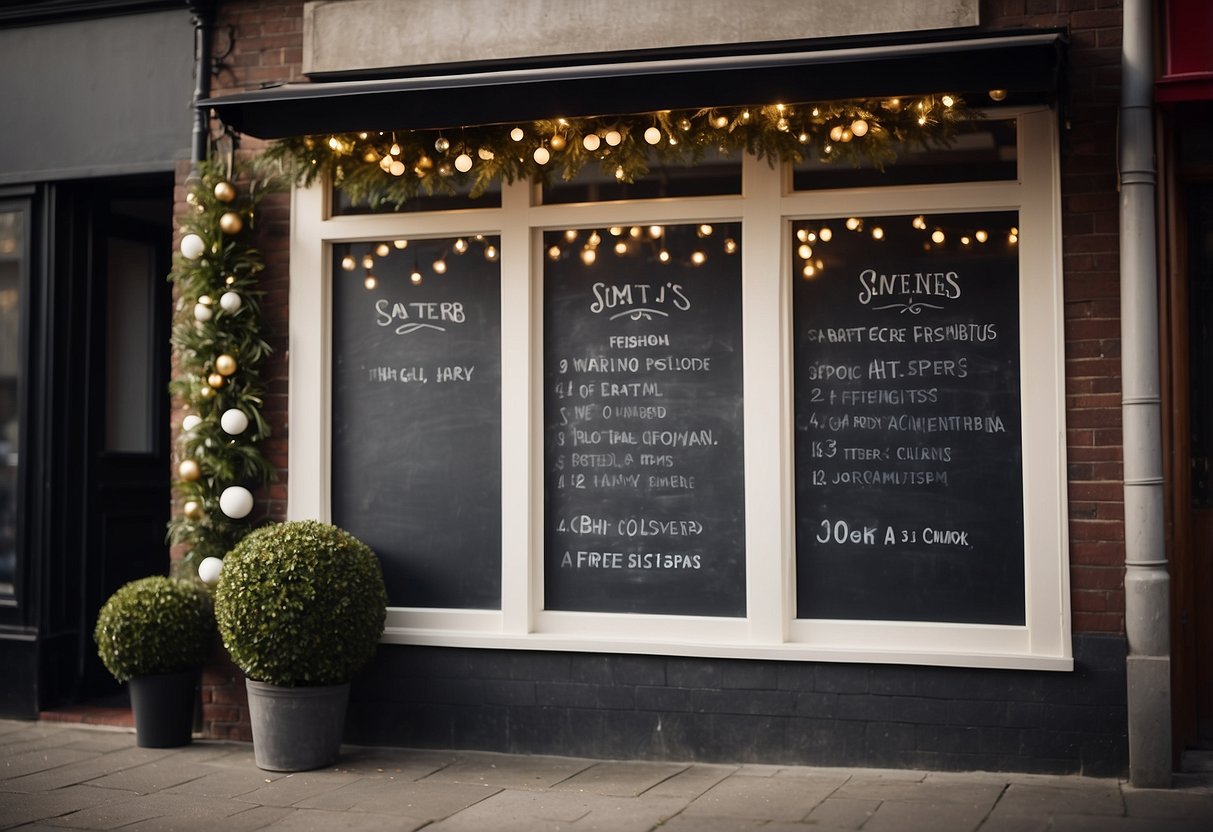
129, 670, 198, 748
245, 679, 350, 771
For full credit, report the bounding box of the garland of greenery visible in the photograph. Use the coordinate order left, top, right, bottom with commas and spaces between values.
263, 95, 978, 208
168, 160, 275, 576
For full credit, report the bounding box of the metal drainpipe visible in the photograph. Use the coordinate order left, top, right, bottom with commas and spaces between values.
1119, 0, 1172, 789
190, 0, 216, 167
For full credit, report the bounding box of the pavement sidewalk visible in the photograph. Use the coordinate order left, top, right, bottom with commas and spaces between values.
2, 719, 1211, 831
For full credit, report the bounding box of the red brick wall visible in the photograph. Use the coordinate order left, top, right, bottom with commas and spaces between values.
185, 5, 1130, 736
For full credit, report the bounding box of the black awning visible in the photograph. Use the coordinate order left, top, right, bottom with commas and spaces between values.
204, 30, 1066, 140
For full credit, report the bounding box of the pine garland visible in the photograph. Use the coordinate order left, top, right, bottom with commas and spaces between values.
262, 95, 979, 209
168, 161, 275, 576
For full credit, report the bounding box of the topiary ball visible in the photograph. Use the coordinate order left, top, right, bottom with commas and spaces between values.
214, 520, 387, 687
94, 576, 216, 683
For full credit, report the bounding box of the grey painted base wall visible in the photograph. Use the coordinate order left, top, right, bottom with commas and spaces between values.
346, 634, 1128, 777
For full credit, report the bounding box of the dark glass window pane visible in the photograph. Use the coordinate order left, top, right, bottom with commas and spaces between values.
0, 209, 22, 597
332, 176, 501, 215
541, 147, 741, 205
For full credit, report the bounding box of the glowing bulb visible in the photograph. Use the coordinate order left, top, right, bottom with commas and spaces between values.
375, 243, 390, 257
798, 132, 809, 144
941, 95, 955, 108
803, 264, 817, 278
851, 119, 868, 137
798, 244, 813, 260
649, 226, 663, 238
389, 143, 401, 156
362, 255, 375, 269
871, 227, 884, 240
918, 116, 927, 126
840, 128, 853, 142
434, 136, 450, 153
723, 238, 737, 254
533, 146, 551, 164
1011, 227, 1019, 236
644, 126, 662, 145
341, 255, 356, 271
410, 270, 423, 285
510, 127, 524, 142
581, 247, 597, 265
960, 236, 971, 245
698, 224, 713, 237
454, 238, 468, 253
975, 230, 988, 243
740, 110, 751, 122
713, 115, 728, 128
912, 215, 927, 230
478, 147, 495, 160
432, 259, 447, 274
658, 250, 671, 263
604, 130, 622, 146
845, 217, 861, 231
609, 226, 623, 236
364, 275, 377, 289
614, 241, 628, 255
691, 251, 706, 266
548, 245, 561, 260
931, 229, 946, 244
829, 125, 844, 142
614, 166, 625, 180
1009, 233, 1018, 244
394, 239, 409, 250
484, 245, 498, 261
454, 153, 473, 172
777, 118, 789, 132
629, 227, 642, 238
988, 89, 1007, 102
390, 160, 406, 176
819, 227, 833, 242
564, 229, 578, 242
379, 155, 392, 171
583, 134, 601, 151
587, 231, 601, 247
797, 229, 810, 243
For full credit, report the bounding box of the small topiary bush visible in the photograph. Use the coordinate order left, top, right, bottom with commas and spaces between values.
94, 576, 216, 683
214, 520, 387, 687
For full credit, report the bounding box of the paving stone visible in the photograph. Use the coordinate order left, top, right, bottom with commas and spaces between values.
234, 771, 366, 807
330, 746, 460, 779
295, 778, 497, 819
1049, 815, 1212, 832
164, 768, 289, 798
0, 784, 132, 828
257, 807, 428, 831
422, 790, 684, 832
551, 760, 688, 796
42, 790, 261, 829
682, 773, 845, 821
861, 798, 991, 832
642, 763, 736, 798
804, 796, 881, 828
420, 752, 593, 790
119, 804, 294, 832
991, 781, 1125, 817
833, 777, 1004, 809
65, 754, 212, 795
1122, 787, 1213, 820
971, 815, 1050, 832
0, 747, 99, 781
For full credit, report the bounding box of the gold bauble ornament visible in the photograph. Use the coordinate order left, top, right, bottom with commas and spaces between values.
199, 385, 215, 399
178, 459, 201, 481
215, 354, 237, 376
183, 500, 204, 520
207, 373, 225, 389
218, 211, 243, 234
213, 180, 237, 203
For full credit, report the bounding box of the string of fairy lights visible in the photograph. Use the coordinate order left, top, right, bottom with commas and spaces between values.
264, 94, 989, 209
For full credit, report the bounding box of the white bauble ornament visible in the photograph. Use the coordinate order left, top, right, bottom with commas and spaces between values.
219, 291, 242, 313
219, 486, 254, 519
193, 303, 213, 322
182, 414, 202, 433
180, 233, 205, 260
220, 408, 249, 435
198, 556, 224, 585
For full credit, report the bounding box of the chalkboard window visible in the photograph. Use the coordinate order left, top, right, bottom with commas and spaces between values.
792, 211, 1025, 625
331, 236, 502, 609
543, 222, 747, 616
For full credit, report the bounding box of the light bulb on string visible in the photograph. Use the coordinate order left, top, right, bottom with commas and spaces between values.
691, 251, 707, 266
658, 249, 671, 263
454, 153, 473, 172
364, 274, 377, 289
375, 243, 390, 257
583, 133, 601, 151
604, 130, 622, 147
649, 226, 663, 239
644, 126, 662, 145
931, 229, 946, 244
484, 244, 498, 261
410, 269, 423, 285
845, 217, 861, 231
547, 245, 561, 261
565, 229, 578, 242
723, 238, 737, 254
819, 227, 833, 241
629, 227, 642, 239
432, 259, 447, 274
454, 238, 468, 253
362, 254, 375, 269
614, 241, 628, 255
510, 127, 524, 142
798, 244, 813, 260
975, 230, 989, 243
390, 160, 406, 176
581, 247, 597, 265
478, 147, 495, 160
871, 227, 884, 240
394, 239, 409, 249
697, 224, 713, 237
341, 255, 357, 271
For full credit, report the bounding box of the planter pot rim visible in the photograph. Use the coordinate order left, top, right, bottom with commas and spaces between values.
246, 678, 349, 698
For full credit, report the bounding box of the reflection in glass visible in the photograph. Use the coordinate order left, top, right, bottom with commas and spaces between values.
0, 210, 21, 596
541, 146, 742, 205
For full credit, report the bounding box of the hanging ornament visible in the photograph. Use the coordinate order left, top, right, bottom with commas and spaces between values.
434, 136, 450, 153
213, 180, 237, 203
207, 373, 225, 389
181, 414, 202, 433
604, 130, 622, 147
582, 134, 601, 151
477, 147, 494, 161
219, 212, 243, 235
643, 126, 662, 145
178, 459, 201, 481
183, 500, 205, 521
454, 153, 473, 173
215, 354, 237, 376
533, 146, 550, 165
221, 408, 249, 435
193, 302, 213, 322
550, 134, 567, 151
219, 291, 243, 313
219, 486, 254, 519
180, 233, 205, 260
199, 385, 215, 399
198, 556, 224, 586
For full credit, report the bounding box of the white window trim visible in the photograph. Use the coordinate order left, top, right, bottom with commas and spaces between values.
289, 106, 1071, 671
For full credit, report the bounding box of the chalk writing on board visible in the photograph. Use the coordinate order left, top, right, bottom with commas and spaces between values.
793, 211, 1025, 626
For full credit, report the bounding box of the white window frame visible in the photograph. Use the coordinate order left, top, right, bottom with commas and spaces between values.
289, 105, 1071, 671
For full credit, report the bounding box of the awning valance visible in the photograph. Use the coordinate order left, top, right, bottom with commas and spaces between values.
204, 30, 1066, 140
